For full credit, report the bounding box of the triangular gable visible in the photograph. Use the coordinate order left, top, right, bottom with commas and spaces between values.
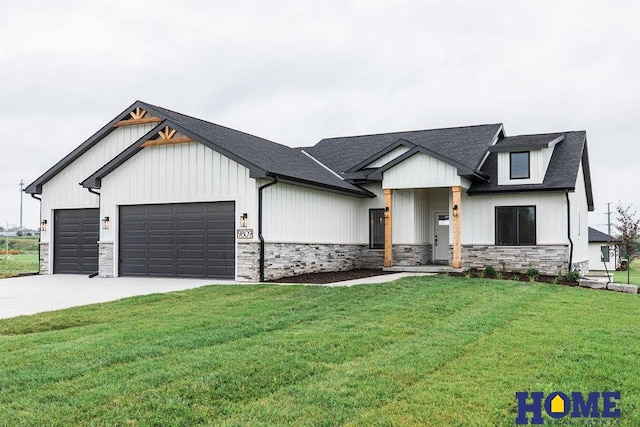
366, 145, 485, 181
81, 119, 267, 189
25, 100, 160, 194
346, 139, 416, 172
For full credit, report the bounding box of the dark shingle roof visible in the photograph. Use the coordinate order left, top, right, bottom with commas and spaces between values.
305, 124, 504, 177
588, 227, 618, 242
488, 133, 565, 152
28, 100, 372, 197
142, 103, 370, 196
468, 131, 594, 210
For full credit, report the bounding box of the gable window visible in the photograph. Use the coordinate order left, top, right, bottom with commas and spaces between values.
510, 151, 530, 179
369, 209, 385, 249
495, 206, 536, 245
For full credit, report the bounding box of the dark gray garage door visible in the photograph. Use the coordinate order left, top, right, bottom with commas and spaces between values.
53, 208, 99, 274
119, 202, 235, 279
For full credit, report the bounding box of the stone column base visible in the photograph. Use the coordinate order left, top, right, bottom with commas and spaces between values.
39, 242, 49, 274
98, 241, 114, 278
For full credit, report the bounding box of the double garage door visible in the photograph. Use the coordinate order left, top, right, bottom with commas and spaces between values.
119, 202, 235, 279
53, 202, 235, 279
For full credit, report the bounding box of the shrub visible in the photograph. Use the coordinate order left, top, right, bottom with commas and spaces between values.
500, 261, 508, 274
566, 271, 581, 282
512, 273, 520, 281
496, 272, 503, 280
484, 265, 497, 277
526, 268, 540, 282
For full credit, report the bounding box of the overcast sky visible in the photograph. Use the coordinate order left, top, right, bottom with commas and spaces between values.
0, 0, 638, 232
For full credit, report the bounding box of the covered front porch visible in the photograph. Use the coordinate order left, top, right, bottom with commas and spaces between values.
380, 186, 465, 270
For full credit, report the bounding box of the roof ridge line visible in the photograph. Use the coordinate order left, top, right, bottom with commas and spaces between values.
141, 101, 297, 151
319, 123, 503, 142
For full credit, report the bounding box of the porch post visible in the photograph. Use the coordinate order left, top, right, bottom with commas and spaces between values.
384, 188, 393, 267
452, 186, 462, 268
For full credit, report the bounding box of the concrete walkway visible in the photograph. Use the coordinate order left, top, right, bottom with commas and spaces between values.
0, 272, 432, 320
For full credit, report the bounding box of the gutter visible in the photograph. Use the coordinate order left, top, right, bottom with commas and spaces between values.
566, 191, 574, 272
258, 175, 279, 282
86, 187, 100, 278
30, 193, 42, 275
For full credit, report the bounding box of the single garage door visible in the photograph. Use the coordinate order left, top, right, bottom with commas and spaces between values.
119, 202, 235, 279
53, 208, 99, 274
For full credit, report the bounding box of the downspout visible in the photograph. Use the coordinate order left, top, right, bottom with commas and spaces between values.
565, 191, 574, 272
258, 175, 279, 282
31, 193, 42, 275
87, 188, 100, 278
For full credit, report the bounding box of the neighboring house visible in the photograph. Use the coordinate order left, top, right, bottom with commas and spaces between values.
588, 227, 618, 271
25, 101, 594, 281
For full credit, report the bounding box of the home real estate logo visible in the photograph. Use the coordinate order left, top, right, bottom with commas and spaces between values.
515, 391, 620, 425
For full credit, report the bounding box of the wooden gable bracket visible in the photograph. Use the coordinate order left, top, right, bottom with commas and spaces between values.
113, 106, 163, 127
141, 126, 194, 147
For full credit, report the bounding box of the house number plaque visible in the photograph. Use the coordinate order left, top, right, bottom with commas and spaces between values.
237, 229, 254, 239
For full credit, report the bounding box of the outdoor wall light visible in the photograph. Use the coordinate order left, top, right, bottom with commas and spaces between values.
40, 219, 47, 231
102, 216, 110, 230
384, 206, 390, 218
240, 213, 248, 228
452, 204, 459, 217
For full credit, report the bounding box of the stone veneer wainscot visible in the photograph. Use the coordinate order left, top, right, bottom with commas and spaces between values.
456, 244, 571, 276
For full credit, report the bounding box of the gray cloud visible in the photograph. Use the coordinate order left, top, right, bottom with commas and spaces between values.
1, 0, 638, 231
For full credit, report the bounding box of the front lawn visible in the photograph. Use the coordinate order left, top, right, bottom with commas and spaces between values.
0, 277, 638, 425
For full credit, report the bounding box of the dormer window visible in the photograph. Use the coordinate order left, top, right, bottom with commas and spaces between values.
510, 151, 530, 179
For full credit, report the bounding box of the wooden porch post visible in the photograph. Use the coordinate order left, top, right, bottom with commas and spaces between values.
384, 188, 393, 267
452, 186, 462, 268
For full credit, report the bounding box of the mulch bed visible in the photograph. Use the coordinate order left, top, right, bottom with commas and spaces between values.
266, 267, 582, 286
267, 269, 393, 284
447, 270, 579, 286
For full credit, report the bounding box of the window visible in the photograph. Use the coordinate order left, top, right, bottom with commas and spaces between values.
510, 151, 530, 179
369, 209, 385, 249
438, 214, 450, 226
495, 206, 536, 245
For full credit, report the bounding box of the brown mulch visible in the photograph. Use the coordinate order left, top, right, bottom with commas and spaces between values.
447, 270, 579, 286
267, 269, 393, 284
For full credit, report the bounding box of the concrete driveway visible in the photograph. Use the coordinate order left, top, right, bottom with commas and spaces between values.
0, 274, 236, 320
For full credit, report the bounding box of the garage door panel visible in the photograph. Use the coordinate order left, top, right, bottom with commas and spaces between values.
119, 202, 235, 279
53, 208, 99, 274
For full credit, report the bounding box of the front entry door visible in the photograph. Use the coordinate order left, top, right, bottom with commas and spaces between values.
434, 212, 450, 261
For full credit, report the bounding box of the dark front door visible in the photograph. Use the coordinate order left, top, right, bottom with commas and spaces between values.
53, 208, 99, 274
119, 202, 235, 279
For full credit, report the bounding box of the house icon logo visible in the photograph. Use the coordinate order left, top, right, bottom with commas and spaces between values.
515, 391, 620, 425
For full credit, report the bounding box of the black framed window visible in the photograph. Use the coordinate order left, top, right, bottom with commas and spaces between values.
510, 151, 530, 179
369, 209, 385, 249
495, 206, 536, 245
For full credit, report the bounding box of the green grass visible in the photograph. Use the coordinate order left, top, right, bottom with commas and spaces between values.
593, 259, 640, 285
0, 277, 638, 426
0, 253, 38, 278
0, 236, 39, 278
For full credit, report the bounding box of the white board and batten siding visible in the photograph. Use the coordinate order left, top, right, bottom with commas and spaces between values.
568, 162, 589, 264
392, 188, 448, 244
40, 124, 158, 245
589, 243, 617, 271
100, 141, 257, 243
497, 146, 555, 185
383, 152, 471, 189
262, 182, 372, 244
461, 191, 568, 245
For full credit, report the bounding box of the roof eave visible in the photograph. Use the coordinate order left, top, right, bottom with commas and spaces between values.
25, 100, 148, 194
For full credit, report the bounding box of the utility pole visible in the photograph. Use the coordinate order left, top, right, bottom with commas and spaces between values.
19, 179, 24, 229
606, 202, 612, 237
